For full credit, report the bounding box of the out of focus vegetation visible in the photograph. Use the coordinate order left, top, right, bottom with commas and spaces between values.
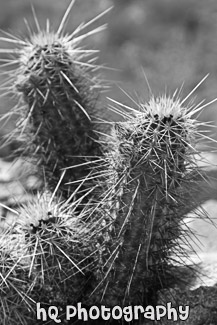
0, 0, 217, 142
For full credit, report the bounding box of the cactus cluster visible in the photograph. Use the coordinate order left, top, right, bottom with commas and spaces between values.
0, 1, 216, 325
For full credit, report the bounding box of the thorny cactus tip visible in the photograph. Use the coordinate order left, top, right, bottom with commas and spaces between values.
86, 78, 217, 308
0, 0, 111, 200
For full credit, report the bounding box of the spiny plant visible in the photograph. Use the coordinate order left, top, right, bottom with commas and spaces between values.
0, 0, 111, 200
0, 3, 216, 325
86, 77, 217, 309
0, 190, 103, 324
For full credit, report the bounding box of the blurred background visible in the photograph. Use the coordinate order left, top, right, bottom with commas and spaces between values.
0, 0, 217, 142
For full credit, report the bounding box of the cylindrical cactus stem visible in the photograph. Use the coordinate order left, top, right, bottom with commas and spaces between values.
0, 1, 110, 199
89, 91, 214, 307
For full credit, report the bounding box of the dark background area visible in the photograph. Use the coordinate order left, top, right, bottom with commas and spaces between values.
0, 0, 217, 141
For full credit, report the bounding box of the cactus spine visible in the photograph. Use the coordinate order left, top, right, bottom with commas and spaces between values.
0, 227, 33, 325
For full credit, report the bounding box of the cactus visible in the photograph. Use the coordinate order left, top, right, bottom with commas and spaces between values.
87, 82, 216, 308
0, 192, 102, 324
0, 1, 110, 200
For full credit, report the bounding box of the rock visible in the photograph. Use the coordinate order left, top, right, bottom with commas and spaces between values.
155, 286, 217, 325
